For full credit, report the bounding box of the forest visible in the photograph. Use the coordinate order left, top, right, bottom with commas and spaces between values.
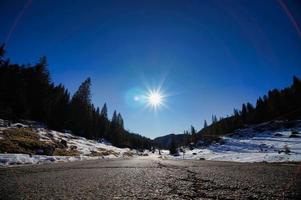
0, 45, 153, 149
170, 75, 301, 148
198, 76, 301, 143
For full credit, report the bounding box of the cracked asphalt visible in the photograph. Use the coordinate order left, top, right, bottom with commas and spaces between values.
0, 156, 300, 199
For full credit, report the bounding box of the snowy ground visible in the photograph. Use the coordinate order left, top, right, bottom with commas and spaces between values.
0, 123, 136, 166
164, 120, 301, 162
1, 120, 301, 166
0, 153, 105, 166
37, 128, 132, 157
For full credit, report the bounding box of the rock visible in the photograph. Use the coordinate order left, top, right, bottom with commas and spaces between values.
70, 145, 77, 150
60, 140, 68, 148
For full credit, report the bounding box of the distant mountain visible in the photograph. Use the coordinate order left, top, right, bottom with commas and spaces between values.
153, 133, 185, 149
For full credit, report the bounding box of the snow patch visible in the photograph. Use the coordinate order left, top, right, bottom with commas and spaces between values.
164, 121, 301, 162
0, 123, 136, 166
0, 154, 102, 166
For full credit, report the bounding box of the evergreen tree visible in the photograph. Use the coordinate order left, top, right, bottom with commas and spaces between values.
0, 52, 153, 149
169, 137, 177, 155
191, 125, 197, 144
117, 113, 124, 128
70, 78, 93, 137
212, 115, 218, 124
100, 103, 108, 119
0, 44, 5, 64
112, 110, 118, 124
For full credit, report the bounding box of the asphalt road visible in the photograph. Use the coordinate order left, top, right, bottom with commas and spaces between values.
0, 156, 300, 200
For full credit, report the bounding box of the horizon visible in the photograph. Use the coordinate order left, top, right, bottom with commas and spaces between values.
1, 0, 301, 138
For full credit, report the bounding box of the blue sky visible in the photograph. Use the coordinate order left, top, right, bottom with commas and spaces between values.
0, 0, 301, 138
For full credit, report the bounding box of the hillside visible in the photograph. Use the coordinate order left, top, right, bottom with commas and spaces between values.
0, 49, 152, 149
200, 77, 301, 143
153, 133, 185, 149
164, 120, 301, 162
0, 120, 136, 166
154, 77, 301, 149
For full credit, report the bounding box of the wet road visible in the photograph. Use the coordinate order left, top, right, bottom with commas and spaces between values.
0, 156, 300, 199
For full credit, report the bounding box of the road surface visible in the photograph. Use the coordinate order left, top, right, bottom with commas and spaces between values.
0, 156, 300, 199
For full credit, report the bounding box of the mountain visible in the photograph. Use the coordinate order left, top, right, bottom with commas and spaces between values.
153, 133, 185, 149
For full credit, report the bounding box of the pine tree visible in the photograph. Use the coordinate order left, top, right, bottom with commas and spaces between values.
112, 110, 118, 124
191, 125, 197, 144
241, 103, 247, 122
100, 103, 108, 119
212, 115, 218, 124
72, 78, 91, 104
70, 78, 93, 137
169, 137, 177, 155
117, 113, 124, 128
0, 44, 5, 64
203, 120, 208, 128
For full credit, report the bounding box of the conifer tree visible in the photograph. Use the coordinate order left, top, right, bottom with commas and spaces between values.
100, 103, 108, 119
169, 137, 177, 155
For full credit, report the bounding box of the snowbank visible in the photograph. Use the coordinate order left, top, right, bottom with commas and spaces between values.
165, 121, 301, 162
0, 123, 136, 166
0, 154, 103, 166
37, 129, 132, 156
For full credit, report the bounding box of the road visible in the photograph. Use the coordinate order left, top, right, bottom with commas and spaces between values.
0, 156, 300, 199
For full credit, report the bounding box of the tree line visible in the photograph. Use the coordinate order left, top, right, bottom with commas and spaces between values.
0, 45, 152, 149
167, 76, 301, 150
199, 76, 301, 143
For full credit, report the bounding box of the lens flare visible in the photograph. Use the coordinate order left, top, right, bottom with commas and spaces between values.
146, 89, 166, 110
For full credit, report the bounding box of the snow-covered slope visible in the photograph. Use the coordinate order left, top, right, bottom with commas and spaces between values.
165, 120, 301, 162
37, 129, 131, 157
0, 123, 136, 166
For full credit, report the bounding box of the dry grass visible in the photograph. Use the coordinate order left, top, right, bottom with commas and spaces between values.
0, 128, 53, 155
123, 151, 134, 157
88, 149, 119, 157
53, 149, 80, 156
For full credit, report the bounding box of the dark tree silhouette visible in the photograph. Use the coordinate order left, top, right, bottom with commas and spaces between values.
169, 137, 177, 155
200, 76, 301, 143
0, 47, 153, 149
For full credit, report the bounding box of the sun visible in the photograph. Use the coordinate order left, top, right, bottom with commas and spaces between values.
146, 90, 165, 109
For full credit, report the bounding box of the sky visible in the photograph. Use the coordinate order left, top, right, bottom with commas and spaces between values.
0, 0, 301, 138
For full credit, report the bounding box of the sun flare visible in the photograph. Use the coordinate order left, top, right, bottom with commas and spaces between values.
146, 90, 165, 109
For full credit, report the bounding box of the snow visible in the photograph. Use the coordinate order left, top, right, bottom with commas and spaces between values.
1, 120, 301, 166
0, 154, 102, 166
164, 121, 301, 163
37, 129, 131, 156
0, 123, 136, 167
